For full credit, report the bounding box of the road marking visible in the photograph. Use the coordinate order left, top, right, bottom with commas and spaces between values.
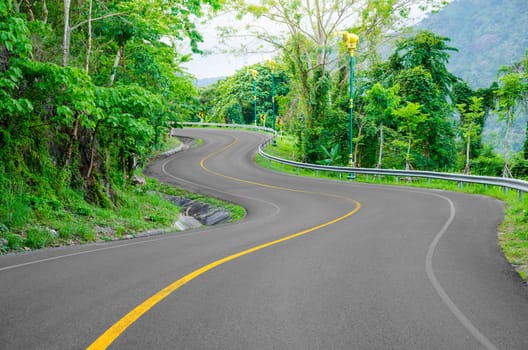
424, 193, 498, 350
87, 131, 361, 349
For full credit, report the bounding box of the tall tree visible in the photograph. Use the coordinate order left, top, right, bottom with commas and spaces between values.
457, 97, 484, 174
390, 30, 459, 96
495, 72, 526, 177
392, 101, 428, 170
364, 83, 400, 168
225, 0, 446, 161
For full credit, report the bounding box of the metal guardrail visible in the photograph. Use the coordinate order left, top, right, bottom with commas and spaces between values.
181, 122, 277, 136
181, 122, 528, 200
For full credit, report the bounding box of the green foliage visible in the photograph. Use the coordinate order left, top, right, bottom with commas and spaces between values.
25, 228, 54, 249
198, 63, 289, 125
317, 144, 342, 166
0, 0, 231, 253
391, 30, 459, 96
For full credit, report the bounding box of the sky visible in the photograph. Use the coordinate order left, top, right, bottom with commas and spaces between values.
181, 12, 277, 80
181, 2, 442, 80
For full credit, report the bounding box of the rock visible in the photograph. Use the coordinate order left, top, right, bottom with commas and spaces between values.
96, 226, 115, 235
165, 196, 193, 207
165, 195, 231, 227
131, 175, 146, 186
185, 202, 210, 217
202, 210, 231, 225
175, 214, 203, 230
47, 228, 59, 238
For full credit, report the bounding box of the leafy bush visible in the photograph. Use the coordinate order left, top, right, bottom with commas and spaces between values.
25, 228, 53, 249
77, 224, 96, 241
6, 233, 25, 250
57, 223, 77, 240
512, 159, 528, 179
472, 154, 504, 176
73, 205, 93, 217
0, 184, 32, 229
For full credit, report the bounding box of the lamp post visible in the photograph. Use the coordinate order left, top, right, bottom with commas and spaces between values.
250, 69, 258, 126
267, 60, 277, 145
342, 31, 359, 179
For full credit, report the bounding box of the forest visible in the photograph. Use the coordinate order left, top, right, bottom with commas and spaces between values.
1, 0, 527, 251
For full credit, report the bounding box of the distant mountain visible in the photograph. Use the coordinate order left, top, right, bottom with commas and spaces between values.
194, 76, 225, 88
416, 0, 528, 88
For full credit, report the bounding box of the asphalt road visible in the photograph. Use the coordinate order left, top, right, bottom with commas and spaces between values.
1, 128, 527, 350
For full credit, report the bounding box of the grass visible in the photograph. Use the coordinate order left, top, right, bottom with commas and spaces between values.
258, 134, 528, 281
158, 135, 182, 153
0, 176, 246, 254
0, 134, 246, 254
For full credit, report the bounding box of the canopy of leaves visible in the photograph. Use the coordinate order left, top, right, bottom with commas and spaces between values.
1, 0, 219, 233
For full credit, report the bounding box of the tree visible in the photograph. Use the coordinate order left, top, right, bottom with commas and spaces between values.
390, 30, 459, 97
198, 63, 289, 126
317, 144, 342, 166
392, 102, 428, 170
364, 83, 400, 168
495, 72, 526, 177
457, 97, 484, 174
225, 0, 446, 162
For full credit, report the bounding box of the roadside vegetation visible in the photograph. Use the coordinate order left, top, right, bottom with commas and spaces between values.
0, 163, 245, 254
1, 0, 526, 264
257, 136, 528, 281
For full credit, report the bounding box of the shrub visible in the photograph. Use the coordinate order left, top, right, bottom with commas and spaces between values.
74, 205, 93, 217
25, 228, 53, 249
77, 224, 96, 241
58, 223, 77, 240
511, 159, 528, 179
0, 187, 32, 229
6, 233, 25, 250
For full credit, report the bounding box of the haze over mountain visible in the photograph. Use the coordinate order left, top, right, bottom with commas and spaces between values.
416, 0, 528, 88
195, 0, 527, 88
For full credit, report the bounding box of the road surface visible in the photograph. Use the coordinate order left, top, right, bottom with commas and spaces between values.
1, 128, 527, 349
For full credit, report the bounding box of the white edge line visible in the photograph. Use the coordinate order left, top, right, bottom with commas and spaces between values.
425, 192, 498, 350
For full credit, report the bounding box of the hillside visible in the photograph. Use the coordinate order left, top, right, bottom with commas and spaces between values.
416, 0, 528, 88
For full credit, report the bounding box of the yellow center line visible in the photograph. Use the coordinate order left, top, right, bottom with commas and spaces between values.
87, 133, 361, 350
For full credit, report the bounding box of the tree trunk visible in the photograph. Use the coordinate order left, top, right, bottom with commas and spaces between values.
464, 133, 471, 175
377, 123, 383, 169
24, 0, 35, 21
42, 0, 48, 23
109, 46, 122, 86
64, 116, 79, 167
62, 0, 71, 66
85, 0, 93, 72
406, 133, 412, 171
503, 115, 512, 178
86, 121, 100, 179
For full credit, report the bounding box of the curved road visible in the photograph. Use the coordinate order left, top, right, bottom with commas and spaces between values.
1, 129, 527, 349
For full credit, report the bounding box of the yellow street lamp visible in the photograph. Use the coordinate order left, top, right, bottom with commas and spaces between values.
267, 60, 277, 145
342, 31, 359, 178
250, 69, 258, 126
